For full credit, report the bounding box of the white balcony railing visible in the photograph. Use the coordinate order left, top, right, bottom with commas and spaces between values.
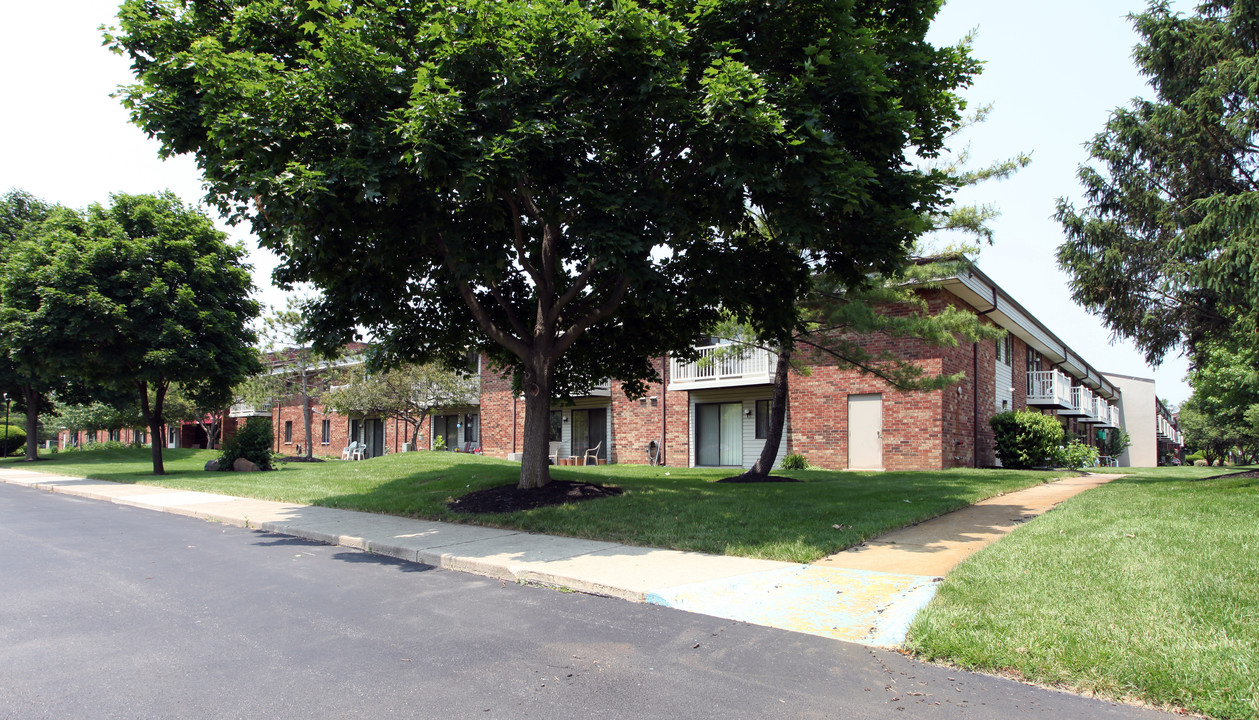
1095, 401, 1119, 428
1069, 386, 1097, 420
1027, 370, 1073, 408
670, 344, 777, 388
229, 400, 271, 418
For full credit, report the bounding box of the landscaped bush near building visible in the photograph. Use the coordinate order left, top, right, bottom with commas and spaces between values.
989, 410, 1064, 469
218, 418, 274, 471
780, 453, 809, 470
0, 424, 26, 456
1054, 440, 1099, 470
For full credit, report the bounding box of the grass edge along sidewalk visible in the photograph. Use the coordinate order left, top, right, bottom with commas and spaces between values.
904, 465, 1259, 720
2, 447, 1075, 564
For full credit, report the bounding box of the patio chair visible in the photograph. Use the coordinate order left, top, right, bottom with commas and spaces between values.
548, 441, 562, 465
583, 441, 602, 466
350, 441, 366, 461
340, 442, 356, 461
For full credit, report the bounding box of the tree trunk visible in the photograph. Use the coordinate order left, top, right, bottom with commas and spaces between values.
518, 360, 555, 490
139, 381, 167, 475
21, 384, 40, 462
736, 341, 793, 480
301, 372, 314, 460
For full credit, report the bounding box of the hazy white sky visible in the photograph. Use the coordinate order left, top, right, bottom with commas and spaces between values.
0, 0, 1193, 403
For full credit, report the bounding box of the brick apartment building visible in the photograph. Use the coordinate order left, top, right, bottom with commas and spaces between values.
243, 262, 1180, 470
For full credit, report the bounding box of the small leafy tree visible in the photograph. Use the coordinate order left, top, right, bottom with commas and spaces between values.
218, 417, 273, 471
241, 297, 340, 460
1101, 428, 1132, 459
990, 410, 1064, 469
1055, 441, 1099, 471
322, 361, 478, 450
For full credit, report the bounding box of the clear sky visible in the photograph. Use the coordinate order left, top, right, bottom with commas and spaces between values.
0, 0, 1193, 404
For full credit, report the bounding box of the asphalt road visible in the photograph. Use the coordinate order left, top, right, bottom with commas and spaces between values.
0, 482, 1171, 719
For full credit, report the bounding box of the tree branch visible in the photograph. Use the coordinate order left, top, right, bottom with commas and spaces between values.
435, 233, 530, 360
547, 257, 600, 326
503, 194, 542, 285
554, 276, 630, 355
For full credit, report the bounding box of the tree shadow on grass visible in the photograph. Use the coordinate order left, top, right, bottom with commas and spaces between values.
306, 464, 1070, 562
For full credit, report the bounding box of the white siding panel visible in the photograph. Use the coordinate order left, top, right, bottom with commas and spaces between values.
995, 360, 1013, 413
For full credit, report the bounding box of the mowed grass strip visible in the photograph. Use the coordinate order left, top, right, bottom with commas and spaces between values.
905, 466, 1259, 720
7, 447, 1075, 564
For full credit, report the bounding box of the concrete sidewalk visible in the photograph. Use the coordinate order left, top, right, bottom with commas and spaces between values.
0, 467, 1123, 647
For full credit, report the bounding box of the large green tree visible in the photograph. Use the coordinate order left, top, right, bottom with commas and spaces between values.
11, 193, 262, 474
0, 191, 76, 462
1056, 0, 1259, 365
111, 0, 974, 488
1180, 341, 1259, 464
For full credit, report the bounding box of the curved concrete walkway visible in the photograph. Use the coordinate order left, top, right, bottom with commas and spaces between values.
0, 467, 1125, 648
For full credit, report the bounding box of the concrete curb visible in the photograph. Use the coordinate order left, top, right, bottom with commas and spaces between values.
0, 467, 1124, 647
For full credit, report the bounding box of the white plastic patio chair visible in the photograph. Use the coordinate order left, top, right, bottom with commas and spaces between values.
583, 441, 602, 466
350, 441, 366, 461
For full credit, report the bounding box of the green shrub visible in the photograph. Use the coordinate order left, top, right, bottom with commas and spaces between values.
218, 418, 274, 471
1054, 440, 1099, 470
0, 424, 26, 456
1100, 428, 1131, 458
780, 453, 809, 470
989, 410, 1064, 469
1185, 450, 1205, 463
88, 440, 132, 451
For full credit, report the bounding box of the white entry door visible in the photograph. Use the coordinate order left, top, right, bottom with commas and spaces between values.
848, 394, 883, 470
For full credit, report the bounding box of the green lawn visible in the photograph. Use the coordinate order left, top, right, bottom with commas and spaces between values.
904, 465, 1259, 720
5, 447, 1074, 564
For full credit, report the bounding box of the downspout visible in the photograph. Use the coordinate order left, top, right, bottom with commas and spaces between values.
975, 299, 998, 469
973, 342, 980, 468
660, 355, 668, 466
512, 393, 517, 455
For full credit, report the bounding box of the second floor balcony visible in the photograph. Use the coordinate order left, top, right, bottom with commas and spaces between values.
669, 343, 777, 390
1062, 385, 1097, 419
1027, 370, 1073, 409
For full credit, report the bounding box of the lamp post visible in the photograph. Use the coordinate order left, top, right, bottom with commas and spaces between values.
3, 393, 9, 459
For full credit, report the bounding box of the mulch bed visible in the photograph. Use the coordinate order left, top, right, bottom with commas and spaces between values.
447, 480, 623, 514
716, 474, 800, 483
1214, 469, 1259, 479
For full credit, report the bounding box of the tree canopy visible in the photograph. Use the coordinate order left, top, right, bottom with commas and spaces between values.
111, 0, 975, 487
1056, 0, 1259, 365
1179, 340, 1259, 464
0, 191, 76, 461
14, 193, 262, 473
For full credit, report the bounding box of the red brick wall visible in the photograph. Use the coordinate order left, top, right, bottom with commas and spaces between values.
271, 401, 413, 457
1011, 335, 1029, 410
787, 362, 948, 471
609, 357, 677, 465
479, 362, 517, 457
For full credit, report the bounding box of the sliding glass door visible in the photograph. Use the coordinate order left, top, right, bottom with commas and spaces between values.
696, 402, 742, 466
570, 408, 607, 460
